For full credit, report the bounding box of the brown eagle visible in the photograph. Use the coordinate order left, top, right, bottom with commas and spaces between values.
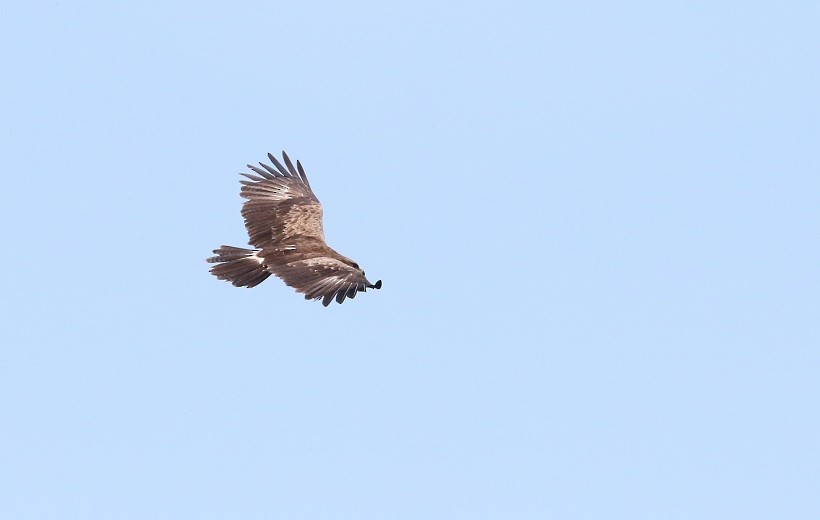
207, 151, 381, 306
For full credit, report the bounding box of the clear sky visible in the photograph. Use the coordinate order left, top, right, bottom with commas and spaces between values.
1, 2, 818, 518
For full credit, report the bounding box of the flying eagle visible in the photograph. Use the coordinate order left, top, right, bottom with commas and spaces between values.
207, 151, 381, 306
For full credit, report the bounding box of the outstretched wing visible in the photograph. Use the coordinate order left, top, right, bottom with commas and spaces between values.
239, 151, 323, 249
268, 257, 378, 306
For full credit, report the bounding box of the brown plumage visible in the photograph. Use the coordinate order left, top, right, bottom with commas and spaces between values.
207, 151, 381, 306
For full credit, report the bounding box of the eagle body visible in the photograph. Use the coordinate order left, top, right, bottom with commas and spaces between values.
208, 151, 381, 306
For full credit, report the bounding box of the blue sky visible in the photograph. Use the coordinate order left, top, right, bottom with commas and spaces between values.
1, 1, 818, 518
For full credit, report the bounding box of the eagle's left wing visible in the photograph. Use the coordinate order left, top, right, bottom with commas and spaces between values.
239, 151, 324, 249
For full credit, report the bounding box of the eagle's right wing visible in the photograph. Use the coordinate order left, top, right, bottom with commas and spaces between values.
267, 256, 380, 306
239, 151, 324, 249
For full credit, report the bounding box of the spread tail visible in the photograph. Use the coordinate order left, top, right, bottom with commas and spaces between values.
206, 246, 271, 288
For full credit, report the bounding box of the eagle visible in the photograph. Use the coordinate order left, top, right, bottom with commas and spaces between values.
207, 151, 381, 306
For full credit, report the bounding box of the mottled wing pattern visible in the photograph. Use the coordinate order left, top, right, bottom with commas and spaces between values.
240, 152, 323, 248
267, 257, 375, 306
208, 150, 382, 306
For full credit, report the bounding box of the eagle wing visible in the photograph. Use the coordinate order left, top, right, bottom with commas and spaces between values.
267, 257, 379, 306
239, 151, 323, 249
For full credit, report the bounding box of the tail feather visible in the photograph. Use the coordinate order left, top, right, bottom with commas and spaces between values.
207, 246, 271, 288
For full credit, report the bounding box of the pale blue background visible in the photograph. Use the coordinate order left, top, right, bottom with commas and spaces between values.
1, 2, 818, 518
